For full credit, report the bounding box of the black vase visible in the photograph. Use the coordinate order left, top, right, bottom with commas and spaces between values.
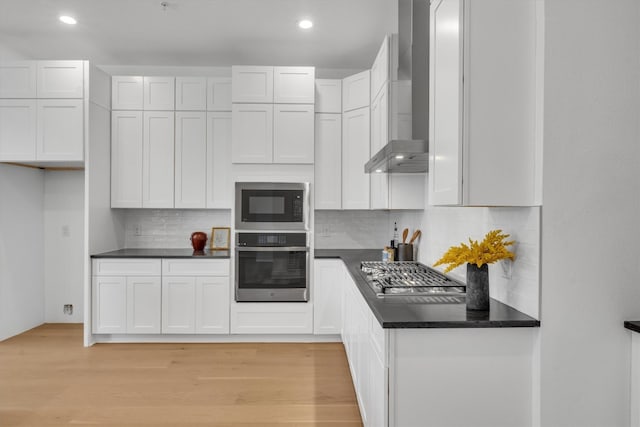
466, 263, 489, 311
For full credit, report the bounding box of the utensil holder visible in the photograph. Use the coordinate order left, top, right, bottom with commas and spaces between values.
396, 243, 414, 261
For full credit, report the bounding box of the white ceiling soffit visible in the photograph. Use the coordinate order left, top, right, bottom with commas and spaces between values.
0, 0, 398, 69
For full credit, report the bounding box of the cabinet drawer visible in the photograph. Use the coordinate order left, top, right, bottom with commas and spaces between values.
231, 303, 313, 334
162, 259, 230, 276
93, 259, 161, 276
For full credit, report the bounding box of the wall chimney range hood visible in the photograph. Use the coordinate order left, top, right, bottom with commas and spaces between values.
365, 0, 429, 174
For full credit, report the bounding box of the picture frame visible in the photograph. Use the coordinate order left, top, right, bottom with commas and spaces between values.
210, 227, 231, 250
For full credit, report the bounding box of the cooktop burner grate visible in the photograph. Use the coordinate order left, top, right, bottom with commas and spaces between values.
361, 261, 466, 300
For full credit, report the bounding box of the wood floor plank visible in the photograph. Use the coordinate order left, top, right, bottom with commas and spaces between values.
0, 324, 363, 426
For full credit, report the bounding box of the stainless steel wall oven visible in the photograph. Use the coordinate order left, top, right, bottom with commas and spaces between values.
235, 232, 309, 302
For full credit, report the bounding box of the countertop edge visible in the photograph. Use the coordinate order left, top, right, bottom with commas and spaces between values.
625, 321, 640, 333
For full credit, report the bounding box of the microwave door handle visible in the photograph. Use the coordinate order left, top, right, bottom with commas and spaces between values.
236, 246, 309, 252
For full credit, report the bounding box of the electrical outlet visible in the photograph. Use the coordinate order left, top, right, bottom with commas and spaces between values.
135, 225, 142, 236
61, 225, 70, 237
63, 304, 73, 315
500, 259, 513, 279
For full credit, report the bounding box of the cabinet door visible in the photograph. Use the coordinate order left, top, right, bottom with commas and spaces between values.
371, 36, 390, 102
206, 112, 232, 208
111, 76, 143, 110
142, 111, 174, 208
368, 345, 387, 427
0, 99, 36, 161
175, 77, 207, 111
273, 66, 315, 104
232, 66, 274, 103
314, 113, 342, 209
111, 111, 143, 208
273, 104, 314, 164
37, 60, 83, 98
195, 276, 230, 334
162, 277, 196, 333
207, 77, 232, 111
313, 260, 343, 335
342, 70, 370, 113
429, 0, 463, 205
231, 103, 273, 163
36, 99, 84, 161
342, 107, 370, 209
126, 276, 161, 334
0, 61, 36, 98
92, 276, 127, 334
370, 86, 390, 210
315, 79, 342, 113
143, 76, 175, 111
175, 112, 206, 208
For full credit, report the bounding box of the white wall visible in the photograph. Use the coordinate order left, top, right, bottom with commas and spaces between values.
0, 164, 44, 341
539, 1, 640, 426
44, 171, 84, 323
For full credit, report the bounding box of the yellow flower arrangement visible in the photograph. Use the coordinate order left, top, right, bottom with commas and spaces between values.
433, 229, 515, 273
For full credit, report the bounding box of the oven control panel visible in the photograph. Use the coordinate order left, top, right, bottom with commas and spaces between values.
236, 232, 307, 247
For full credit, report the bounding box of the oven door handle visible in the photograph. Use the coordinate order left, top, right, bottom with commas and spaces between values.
236, 246, 309, 252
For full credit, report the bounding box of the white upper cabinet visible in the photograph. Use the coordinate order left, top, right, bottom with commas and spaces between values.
37, 61, 84, 98
175, 112, 207, 208
231, 103, 273, 163
315, 79, 342, 113
370, 36, 390, 101
0, 100, 37, 160
112, 76, 143, 110
111, 111, 143, 208
315, 113, 342, 210
207, 77, 232, 111
232, 66, 274, 103
273, 104, 314, 164
0, 62, 36, 98
342, 107, 370, 210
429, 0, 542, 206
206, 112, 232, 209
175, 77, 207, 111
36, 99, 83, 161
143, 76, 175, 111
342, 70, 370, 113
142, 111, 175, 208
273, 66, 315, 104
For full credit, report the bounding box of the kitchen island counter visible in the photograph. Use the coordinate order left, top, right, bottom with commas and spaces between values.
92, 248, 231, 259
315, 249, 539, 329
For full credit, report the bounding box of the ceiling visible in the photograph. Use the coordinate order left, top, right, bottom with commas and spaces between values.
0, 0, 398, 70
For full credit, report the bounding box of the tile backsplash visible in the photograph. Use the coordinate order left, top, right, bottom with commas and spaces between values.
314, 210, 391, 249
122, 209, 231, 248
393, 206, 541, 319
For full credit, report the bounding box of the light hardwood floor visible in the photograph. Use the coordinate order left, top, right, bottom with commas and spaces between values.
0, 324, 363, 426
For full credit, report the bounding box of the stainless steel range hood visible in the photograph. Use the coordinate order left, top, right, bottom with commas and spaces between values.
365, 0, 429, 174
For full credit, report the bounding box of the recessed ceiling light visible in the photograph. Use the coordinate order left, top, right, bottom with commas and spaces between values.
395, 155, 405, 160
375, 169, 383, 173
298, 19, 313, 30
59, 15, 77, 25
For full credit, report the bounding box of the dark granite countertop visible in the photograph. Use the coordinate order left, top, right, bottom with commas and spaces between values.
625, 321, 640, 333
315, 249, 540, 329
91, 248, 231, 259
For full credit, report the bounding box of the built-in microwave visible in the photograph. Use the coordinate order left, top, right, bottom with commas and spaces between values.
235, 182, 309, 231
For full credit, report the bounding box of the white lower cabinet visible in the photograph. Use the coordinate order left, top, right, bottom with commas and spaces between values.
92, 258, 230, 336
92, 259, 161, 334
313, 260, 343, 334
127, 277, 161, 334
231, 303, 313, 334
341, 265, 388, 427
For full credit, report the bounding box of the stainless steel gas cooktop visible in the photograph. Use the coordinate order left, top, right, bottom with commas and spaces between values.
361, 261, 466, 303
